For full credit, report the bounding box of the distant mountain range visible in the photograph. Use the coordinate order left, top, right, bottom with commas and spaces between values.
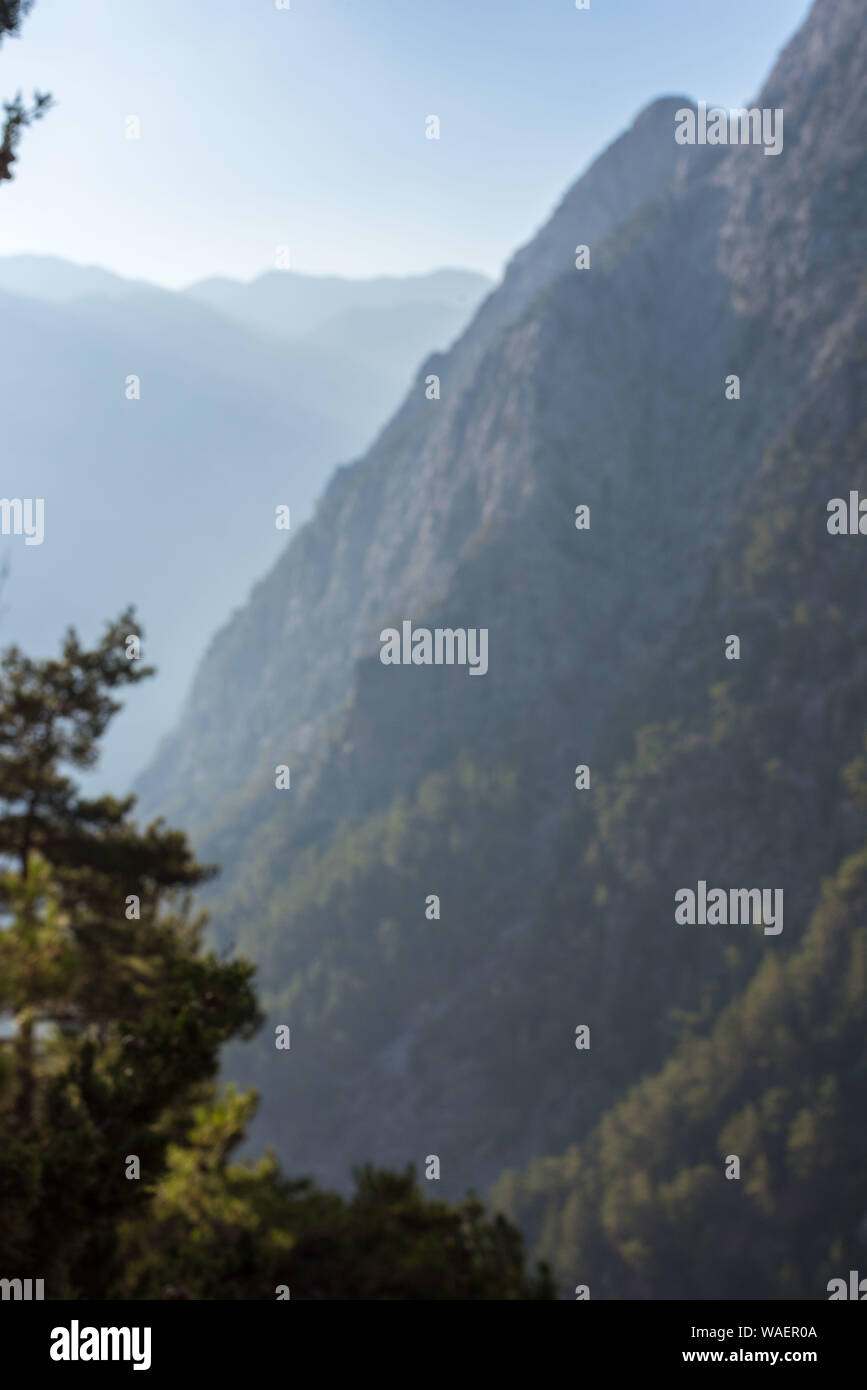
186, 265, 491, 343
0, 257, 491, 791
136, 0, 867, 1296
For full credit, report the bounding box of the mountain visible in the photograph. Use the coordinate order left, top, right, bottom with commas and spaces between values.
186, 267, 493, 343
0, 255, 146, 302
0, 262, 490, 793
136, 89, 720, 836
295, 301, 483, 384
186, 265, 495, 418
135, 0, 867, 1291
494, 812, 867, 1299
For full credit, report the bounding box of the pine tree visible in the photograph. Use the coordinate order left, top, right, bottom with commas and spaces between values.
0, 614, 553, 1300
0, 612, 260, 1295
0, 1, 52, 183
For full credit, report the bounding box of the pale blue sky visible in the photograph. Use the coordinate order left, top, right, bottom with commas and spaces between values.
0, 0, 812, 287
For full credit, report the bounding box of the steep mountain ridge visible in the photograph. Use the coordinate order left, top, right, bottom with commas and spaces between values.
135, 94, 718, 836
135, 0, 867, 1211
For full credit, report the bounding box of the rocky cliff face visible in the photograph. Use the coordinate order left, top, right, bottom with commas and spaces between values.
136, 0, 867, 1208
134, 94, 718, 840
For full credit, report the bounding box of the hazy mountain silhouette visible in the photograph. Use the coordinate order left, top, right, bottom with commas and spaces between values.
186, 266, 492, 342
0, 254, 147, 302
0, 260, 491, 792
